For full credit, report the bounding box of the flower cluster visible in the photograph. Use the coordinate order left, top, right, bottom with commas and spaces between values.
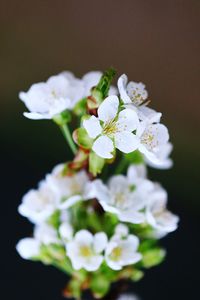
17, 69, 179, 299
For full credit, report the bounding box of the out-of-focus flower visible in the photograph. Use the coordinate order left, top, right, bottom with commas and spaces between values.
146, 184, 179, 234
18, 181, 59, 224
93, 166, 154, 224
34, 223, 60, 245
105, 225, 142, 270
66, 230, 107, 271
83, 95, 140, 158
145, 142, 173, 169
46, 164, 94, 209
19, 73, 84, 120
16, 238, 40, 260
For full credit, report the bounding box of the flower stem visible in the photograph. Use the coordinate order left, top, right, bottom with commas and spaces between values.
115, 157, 128, 174
60, 123, 77, 155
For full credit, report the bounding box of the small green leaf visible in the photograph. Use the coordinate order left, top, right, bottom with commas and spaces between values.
89, 151, 105, 176
73, 128, 93, 149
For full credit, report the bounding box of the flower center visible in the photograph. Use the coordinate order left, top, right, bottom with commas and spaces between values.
80, 246, 92, 257
141, 128, 158, 150
111, 247, 122, 261
103, 119, 118, 136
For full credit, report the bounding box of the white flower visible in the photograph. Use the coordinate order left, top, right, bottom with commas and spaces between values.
46, 164, 93, 209
66, 230, 107, 271
146, 184, 179, 234
105, 225, 142, 270
18, 181, 59, 224
118, 74, 161, 123
16, 238, 40, 260
83, 95, 140, 158
82, 71, 117, 97
93, 167, 154, 224
34, 223, 60, 245
19, 73, 84, 120
137, 122, 170, 166
118, 74, 148, 106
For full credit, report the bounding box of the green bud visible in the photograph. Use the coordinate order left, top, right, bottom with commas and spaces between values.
142, 248, 166, 268
89, 151, 105, 176
73, 128, 93, 149
73, 98, 87, 116
91, 274, 110, 299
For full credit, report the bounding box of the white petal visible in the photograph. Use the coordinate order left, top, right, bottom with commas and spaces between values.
98, 95, 119, 123
23, 112, 51, 120
82, 71, 102, 96
92, 135, 114, 159
116, 109, 139, 132
114, 224, 129, 237
59, 195, 82, 210
119, 210, 145, 224
59, 222, 73, 241
83, 255, 103, 271
16, 238, 40, 259
83, 116, 102, 139
138, 106, 162, 123
75, 230, 93, 245
117, 74, 132, 104
127, 164, 147, 184
115, 131, 140, 153
93, 232, 108, 253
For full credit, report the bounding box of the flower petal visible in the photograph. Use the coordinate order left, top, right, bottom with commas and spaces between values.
98, 95, 119, 123
117, 74, 132, 104
16, 238, 40, 259
115, 132, 140, 153
75, 230, 93, 245
83, 116, 102, 139
116, 108, 139, 132
93, 232, 108, 253
58, 195, 82, 210
92, 135, 114, 159
119, 210, 145, 224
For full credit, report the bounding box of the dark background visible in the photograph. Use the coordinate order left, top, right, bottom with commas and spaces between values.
1, 0, 199, 299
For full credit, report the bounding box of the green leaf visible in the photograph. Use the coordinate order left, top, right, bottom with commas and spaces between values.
73, 127, 93, 149
125, 150, 144, 164
89, 151, 105, 176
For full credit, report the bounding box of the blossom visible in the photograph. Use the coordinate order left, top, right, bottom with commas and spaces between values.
105, 224, 142, 270
137, 121, 171, 167
93, 165, 154, 224
18, 181, 59, 224
46, 164, 94, 209
118, 74, 148, 106
66, 230, 107, 271
16, 238, 40, 260
146, 184, 179, 234
19, 73, 84, 120
83, 95, 140, 158
34, 223, 60, 245
118, 74, 162, 123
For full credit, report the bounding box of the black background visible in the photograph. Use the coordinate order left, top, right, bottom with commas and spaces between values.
1, 1, 200, 299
